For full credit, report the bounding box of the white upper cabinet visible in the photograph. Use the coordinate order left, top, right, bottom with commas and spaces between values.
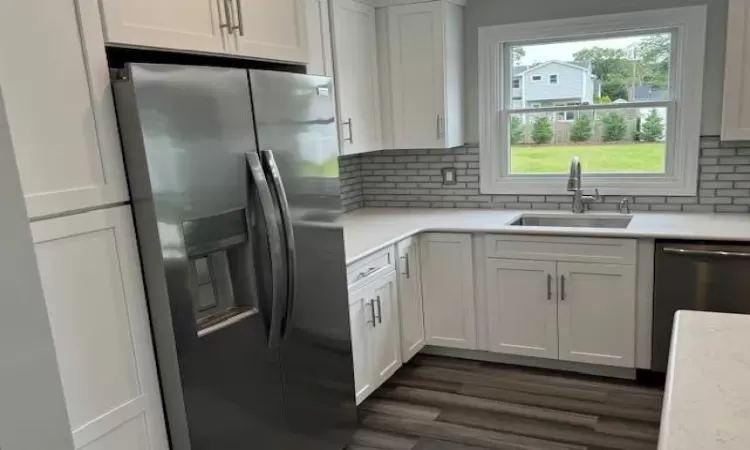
99, 0, 308, 63
396, 237, 425, 362
381, 0, 463, 149
32, 206, 168, 450
1, 0, 127, 219
305, 0, 335, 75
420, 233, 476, 349
557, 263, 636, 368
332, 0, 382, 155
722, 0, 750, 140
230, 0, 308, 63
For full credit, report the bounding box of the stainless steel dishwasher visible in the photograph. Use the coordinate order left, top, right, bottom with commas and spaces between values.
653, 241, 750, 372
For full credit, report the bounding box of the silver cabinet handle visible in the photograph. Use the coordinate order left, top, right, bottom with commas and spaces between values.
663, 247, 750, 259
342, 118, 353, 143
221, 0, 233, 32
367, 300, 376, 327
375, 296, 382, 324
401, 254, 410, 279
232, 0, 245, 36
356, 267, 378, 280
560, 275, 566, 301
547, 274, 552, 300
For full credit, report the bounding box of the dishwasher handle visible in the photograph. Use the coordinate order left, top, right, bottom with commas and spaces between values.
663, 247, 750, 259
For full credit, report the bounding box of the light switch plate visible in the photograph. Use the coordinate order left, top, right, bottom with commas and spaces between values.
442, 168, 457, 185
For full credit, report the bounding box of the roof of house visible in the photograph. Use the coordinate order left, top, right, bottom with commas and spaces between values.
632, 85, 669, 101
512, 60, 592, 77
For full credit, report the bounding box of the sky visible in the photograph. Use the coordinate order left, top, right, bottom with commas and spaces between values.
514, 35, 647, 66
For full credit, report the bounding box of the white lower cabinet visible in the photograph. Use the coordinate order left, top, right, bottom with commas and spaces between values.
31, 206, 168, 450
396, 236, 425, 362
485, 259, 558, 359
420, 233, 476, 349
348, 270, 401, 404
557, 263, 636, 367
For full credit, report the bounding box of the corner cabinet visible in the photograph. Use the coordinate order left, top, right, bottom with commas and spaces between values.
380, 0, 464, 149
396, 236, 426, 362
420, 233, 476, 349
99, 0, 308, 63
3, 0, 127, 219
31, 207, 168, 450
722, 0, 750, 140
331, 0, 382, 155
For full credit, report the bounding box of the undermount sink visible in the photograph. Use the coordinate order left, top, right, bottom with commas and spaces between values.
509, 214, 633, 229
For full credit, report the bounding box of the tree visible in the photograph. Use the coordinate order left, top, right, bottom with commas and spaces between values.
512, 47, 526, 66
602, 112, 627, 142
531, 116, 554, 144
570, 114, 593, 142
573, 47, 631, 82
595, 95, 612, 104
639, 109, 664, 142
510, 116, 524, 145
601, 80, 628, 101
634, 34, 670, 88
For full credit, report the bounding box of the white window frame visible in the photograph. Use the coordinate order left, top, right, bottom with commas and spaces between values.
549, 74, 559, 84
478, 6, 706, 196
530, 75, 543, 82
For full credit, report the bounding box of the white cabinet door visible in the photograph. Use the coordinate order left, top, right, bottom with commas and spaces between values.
387, 1, 444, 148
349, 284, 374, 405
332, 0, 382, 155
31, 206, 168, 450
722, 0, 750, 140
557, 262, 637, 368
397, 236, 425, 362
485, 259, 559, 359
306, 0, 334, 76
370, 272, 402, 385
2, 0, 128, 219
99, 0, 228, 54
420, 233, 476, 349
230, 0, 308, 63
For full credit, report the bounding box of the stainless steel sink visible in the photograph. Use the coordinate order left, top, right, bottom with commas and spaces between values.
509, 215, 632, 229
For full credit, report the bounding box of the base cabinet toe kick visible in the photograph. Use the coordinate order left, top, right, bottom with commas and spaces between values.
346, 233, 654, 403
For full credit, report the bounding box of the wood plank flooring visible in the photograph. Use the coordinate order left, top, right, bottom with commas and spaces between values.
347, 355, 664, 450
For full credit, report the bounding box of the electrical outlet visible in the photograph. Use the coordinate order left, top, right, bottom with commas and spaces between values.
441, 168, 457, 185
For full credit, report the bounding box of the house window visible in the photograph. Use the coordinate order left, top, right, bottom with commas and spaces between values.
512, 78, 520, 88
478, 7, 706, 195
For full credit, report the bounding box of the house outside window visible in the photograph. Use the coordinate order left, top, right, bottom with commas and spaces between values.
512, 78, 520, 88
478, 7, 706, 195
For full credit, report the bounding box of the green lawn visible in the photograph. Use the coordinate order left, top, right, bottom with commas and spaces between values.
511, 143, 666, 174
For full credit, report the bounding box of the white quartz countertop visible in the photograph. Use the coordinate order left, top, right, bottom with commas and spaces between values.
658, 311, 750, 450
340, 208, 750, 264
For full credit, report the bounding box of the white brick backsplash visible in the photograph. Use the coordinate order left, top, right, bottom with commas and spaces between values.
339, 137, 750, 213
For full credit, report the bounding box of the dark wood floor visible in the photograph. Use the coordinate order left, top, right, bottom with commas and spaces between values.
347, 355, 664, 450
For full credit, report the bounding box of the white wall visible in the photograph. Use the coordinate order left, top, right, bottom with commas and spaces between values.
0, 86, 75, 450
464, 0, 728, 142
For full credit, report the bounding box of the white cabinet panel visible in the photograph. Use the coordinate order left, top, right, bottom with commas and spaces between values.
371, 272, 402, 383
485, 259, 558, 359
557, 262, 637, 368
420, 233, 476, 349
231, 0, 308, 63
332, 0, 382, 154
306, 0, 334, 75
2, 0, 127, 219
397, 237, 425, 362
99, 0, 227, 54
349, 284, 374, 405
722, 0, 750, 140
32, 206, 168, 450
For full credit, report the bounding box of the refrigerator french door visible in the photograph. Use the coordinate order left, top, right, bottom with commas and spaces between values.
113, 64, 356, 450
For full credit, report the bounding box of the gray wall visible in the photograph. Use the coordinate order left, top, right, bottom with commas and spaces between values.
0, 88, 75, 449
464, 0, 729, 142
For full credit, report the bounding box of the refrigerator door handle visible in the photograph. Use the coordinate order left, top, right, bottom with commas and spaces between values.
246, 152, 286, 348
262, 149, 297, 340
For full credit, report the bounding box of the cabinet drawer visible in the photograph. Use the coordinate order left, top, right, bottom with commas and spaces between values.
347, 246, 396, 290
484, 234, 636, 265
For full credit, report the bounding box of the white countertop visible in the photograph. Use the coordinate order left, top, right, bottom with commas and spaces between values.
340, 208, 750, 264
659, 311, 750, 450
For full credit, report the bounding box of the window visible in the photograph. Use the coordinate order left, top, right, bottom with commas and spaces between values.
478, 7, 706, 195
512, 78, 520, 88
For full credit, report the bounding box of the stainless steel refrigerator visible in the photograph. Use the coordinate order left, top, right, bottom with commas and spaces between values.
112, 63, 357, 450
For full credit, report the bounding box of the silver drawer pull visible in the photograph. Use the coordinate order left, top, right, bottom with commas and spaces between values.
356, 266, 379, 280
